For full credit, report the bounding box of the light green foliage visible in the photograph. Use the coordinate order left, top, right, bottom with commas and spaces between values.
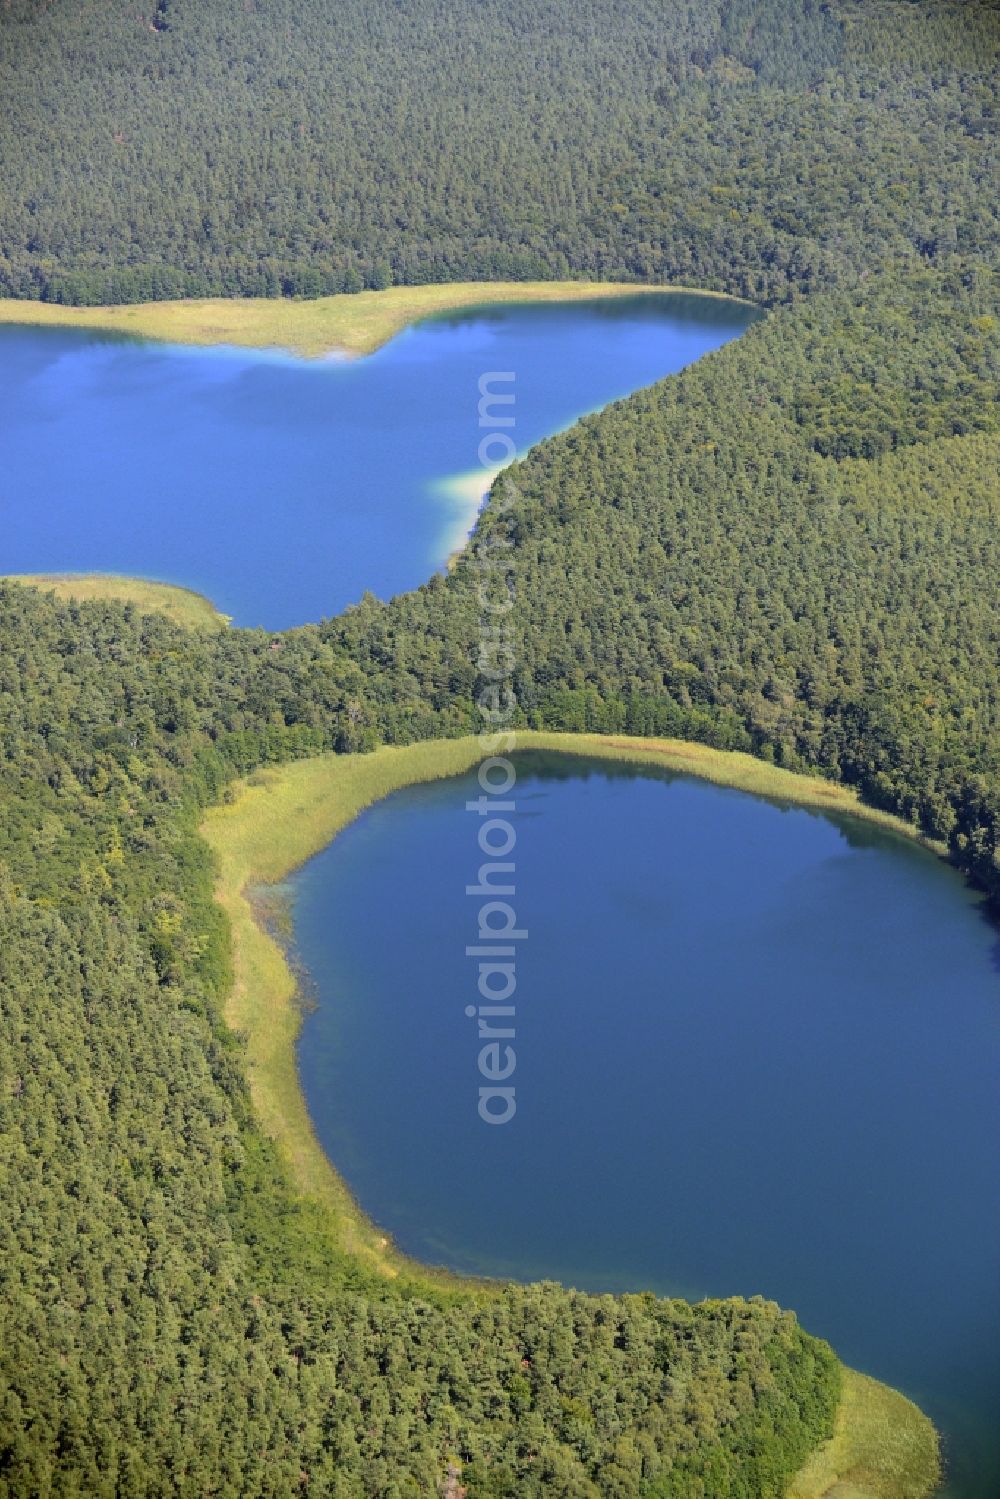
789, 1370, 940, 1499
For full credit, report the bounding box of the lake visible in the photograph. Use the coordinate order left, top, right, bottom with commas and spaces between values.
0, 294, 755, 628
290, 752, 1000, 1499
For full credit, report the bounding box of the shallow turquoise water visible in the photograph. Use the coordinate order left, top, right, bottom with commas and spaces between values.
291, 754, 1000, 1498
0, 294, 754, 627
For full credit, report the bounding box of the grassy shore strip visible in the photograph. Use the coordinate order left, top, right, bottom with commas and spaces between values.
4, 573, 229, 630
0, 280, 749, 359
524, 731, 945, 851
789, 1369, 941, 1499
202, 738, 488, 1282
201, 730, 939, 1273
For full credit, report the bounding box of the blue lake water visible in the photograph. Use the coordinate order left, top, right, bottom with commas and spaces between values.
5, 290, 997, 1492
290, 753, 1000, 1499
0, 294, 755, 628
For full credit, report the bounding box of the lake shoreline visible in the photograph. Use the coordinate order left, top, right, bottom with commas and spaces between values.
203, 734, 947, 1253
0, 279, 757, 359
201, 730, 943, 1498
1, 292, 760, 628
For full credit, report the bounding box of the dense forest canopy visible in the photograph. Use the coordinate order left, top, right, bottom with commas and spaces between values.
0, 0, 996, 303
0, 0, 997, 1492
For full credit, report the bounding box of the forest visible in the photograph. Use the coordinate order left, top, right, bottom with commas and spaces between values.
1, 0, 998, 1492
0, 0, 996, 305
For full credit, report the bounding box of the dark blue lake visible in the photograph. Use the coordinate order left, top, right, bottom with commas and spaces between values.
0, 294, 754, 628
290, 753, 1000, 1499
